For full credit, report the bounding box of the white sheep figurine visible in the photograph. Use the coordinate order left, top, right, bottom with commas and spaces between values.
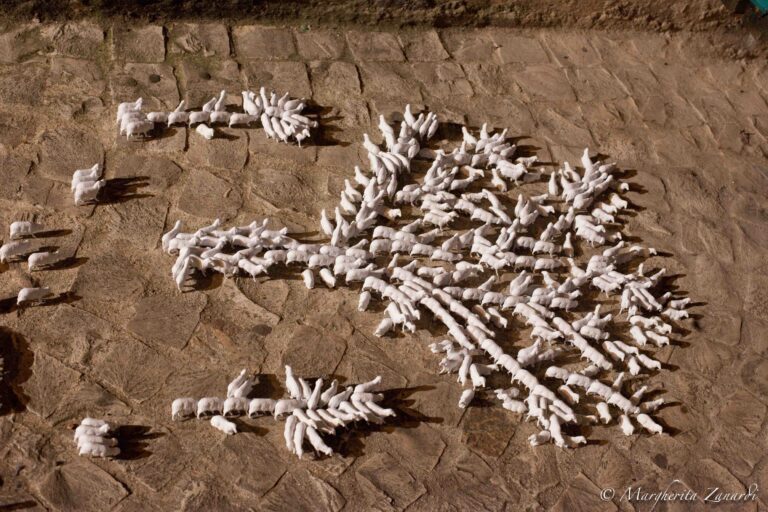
74, 418, 120, 458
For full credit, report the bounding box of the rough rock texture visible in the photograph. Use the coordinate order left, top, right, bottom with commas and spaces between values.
0, 1, 766, 35
0, 19, 766, 511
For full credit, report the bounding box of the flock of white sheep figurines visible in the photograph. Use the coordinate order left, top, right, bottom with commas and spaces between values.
1, 90, 692, 462
117, 88, 316, 143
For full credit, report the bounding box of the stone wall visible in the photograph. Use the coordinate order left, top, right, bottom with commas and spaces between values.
0, 0, 760, 32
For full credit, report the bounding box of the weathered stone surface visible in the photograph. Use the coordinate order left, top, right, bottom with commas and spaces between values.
246, 166, 326, 215
262, 470, 345, 511
309, 61, 361, 103
281, 324, 346, 376
0, 154, 50, 205
45, 57, 105, 117
543, 32, 602, 67
356, 453, 425, 510
128, 293, 207, 350
47, 21, 105, 59
168, 23, 230, 56
36, 126, 103, 183
551, 473, 616, 512
71, 245, 147, 306
127, 431, 189, 492
461, 406, 516, 457
242, 60, 311, 98
347, 31, 404, 62
109, 63, 180, 112
109, 153, 183, 193
568, 66, 626, 102
219, 435, 287, 496
0, 21, 766, 512
90, 336, 174, 402
178, 58, 242, 107
177, 168, 243, 221
295, 30, 346, 60
717, 390, 766, 436
399, 30, 448, 62
0, 62, 47, 106
24, 352, 82, 420
358, 62, 421, 101
234, 26, 296, 60
384, 424, 446, 472
192, 278, 279, 360
441, 29, 497, 61
186, 129, 249, 170
113, 25, 165, 63
95, 197, 169, 250
248, 131, 318, 164
431, 451, 518, 509
0, 24, 50, 64
37, 461, 129, 510
493, 31, 549, 64
514, 64, 575, 101
412, 62, 473, 98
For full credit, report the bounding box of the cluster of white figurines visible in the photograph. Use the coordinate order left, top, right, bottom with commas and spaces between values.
0, 221, 75, 305
116, 88, 316, 143
172, 367, 394, 459
160, 104, 691, 450
74, 418, 120, 458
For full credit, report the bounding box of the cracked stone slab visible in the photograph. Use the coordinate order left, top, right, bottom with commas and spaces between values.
109, 63, 180, 112
461, 406, 516, 458
186, 129, 249, 170
355, 452, 425, 510
347, 31, 404, 62
178, 58, 242, 108
168, 23, 230, 57
23, 351, 82, 420
90, 336, 175, 403
357, 62, 422, 101
37, 460, 129, 511
261, 470, 345, 511
242, 61, 311, 99
45, 57, 105, 119
113, 25, 165, 63
245, 166, 327, 216
308, 61, 361, 103
233, 26, 297, 61
71, 244, 147, 308
46, 21, 105, 59
280, 324, 347, 376
128, 293, 207, 350
399, 30, 448, 62
551, 473, 615, 512
177, 167, 243, 221
0, 23, 50, 63
108, 152, 183, 193
0, 62, 48, 107
412, 62, 473, 98
295, 30, 346, 60
35, 126, 104, 183
493, 31, 549, 64
219, 435, 287, 497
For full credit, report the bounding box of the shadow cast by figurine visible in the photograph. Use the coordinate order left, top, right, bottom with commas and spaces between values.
0, 328, 34, 416
114, 425, 164, 460
98, 176, 153, 204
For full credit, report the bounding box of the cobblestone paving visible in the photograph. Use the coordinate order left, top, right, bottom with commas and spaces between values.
0, 21, 767, 511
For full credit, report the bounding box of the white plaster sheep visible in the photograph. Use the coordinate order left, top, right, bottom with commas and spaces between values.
74, 418, 120, 458
17, 287, 53, 305
9, 221, 46, 239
